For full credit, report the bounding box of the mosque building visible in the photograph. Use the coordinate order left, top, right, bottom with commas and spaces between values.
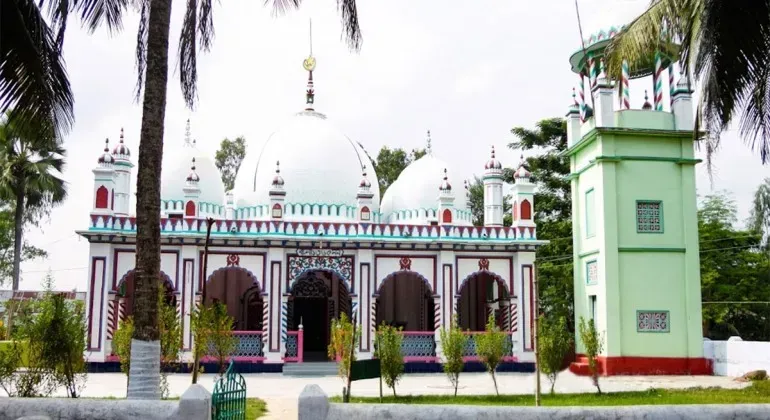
79, 51, 545, 368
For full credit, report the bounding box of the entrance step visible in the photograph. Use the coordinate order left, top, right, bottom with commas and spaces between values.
283, 362, 339, 377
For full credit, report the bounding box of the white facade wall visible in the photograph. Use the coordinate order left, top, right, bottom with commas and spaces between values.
704, 338, 770, 377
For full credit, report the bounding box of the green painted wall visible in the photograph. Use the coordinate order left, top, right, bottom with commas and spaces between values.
567, 115, 704, 360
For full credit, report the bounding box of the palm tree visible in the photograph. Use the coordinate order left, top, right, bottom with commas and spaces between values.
604, 0, 770, 165
0, 112, 67, 291
0, 0, 76, 140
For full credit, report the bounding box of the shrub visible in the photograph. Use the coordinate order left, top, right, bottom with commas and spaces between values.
578, 317, 604, 394
537, 315, 573, 394
159, 289, 183, 398
189, 303, 211, 383
208, 302, 236, 375
328, 312, 359, 401
475, 314, 507, 395
37, 293, 87, 398
0, 341, 21, 396
113, 317, 134, 378
439, 315, 467, 397
375, 323, 404, 396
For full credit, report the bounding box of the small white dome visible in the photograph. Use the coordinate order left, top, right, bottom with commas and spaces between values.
380, 154, 469, 224
161, 143, 226, 207
233, 111, 379, 220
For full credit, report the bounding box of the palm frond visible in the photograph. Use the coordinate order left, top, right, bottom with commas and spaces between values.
336, 0, 361, 51
198, 0, 214, 52
134, 0, 149, 102
71, 0, 130, 34
179, 0, 199, 108
265, 0, 300, 17
0, 0, 75, 139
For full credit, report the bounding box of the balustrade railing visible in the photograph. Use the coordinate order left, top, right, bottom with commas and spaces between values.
283, 329, 304, 363
203, 330, 265, 363
399, 331, 438, 362
461, 331, 517, 362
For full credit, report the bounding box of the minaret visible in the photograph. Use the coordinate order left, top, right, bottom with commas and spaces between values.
483, 145, 504, 226
438, 168, 455, 225
671, 68, 694, 130
356, 166, 374, 222
269, 161, 286, 219
183, 158, 201, 218
510, 154, 535, 237
92, 138, 115, 216
225, 191, 235, 220
111, 128, 133, 216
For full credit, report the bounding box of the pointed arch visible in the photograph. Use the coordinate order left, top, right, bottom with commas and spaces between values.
457, 270, 510, 297
377, 270, 433, 294
442, 209, 452, 223
375, 270, 435, 332
520, 199, 532, 220
185, 200, 196, 217
457, 270, 511, 332
95, 186, 109, 209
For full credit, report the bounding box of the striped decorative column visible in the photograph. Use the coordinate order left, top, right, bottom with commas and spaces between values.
621, 60, 630, 109
588, 54, 598, 90
653, 52, 664, 110
262, 295, 269, 349
118, 297, 126, 323
433, 296, 441, 331
578, 74, 586, 122
668, 63, 676, 109
510, 303, 518, 332
106, 299, 117, 340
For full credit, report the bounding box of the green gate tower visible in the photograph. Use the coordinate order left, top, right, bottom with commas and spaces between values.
564, 27, 711, 375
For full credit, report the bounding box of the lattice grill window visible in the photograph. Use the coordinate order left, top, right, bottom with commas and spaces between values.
636, 200, 662, 233
586, 260, 598, 285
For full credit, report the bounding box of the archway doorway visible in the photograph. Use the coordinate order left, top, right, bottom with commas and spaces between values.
458, 272, 511, 331
375, 272, 434, 331
205, 267, 263, 331
288, 270, 351, 362
117, 271, 176, 320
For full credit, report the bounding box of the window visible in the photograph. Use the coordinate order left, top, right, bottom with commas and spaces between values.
185, 200, 196, 217
520, 199, 532, 220
586, 260, 598, 285
636, 200, 663, 233
637, 310, 669, 332
360, 206, 370, 221
589, 295, 597, 322
442, 208, 453, 223
95, 186, 109, 209
585, 189, 596, 237
272, 203, 283, 218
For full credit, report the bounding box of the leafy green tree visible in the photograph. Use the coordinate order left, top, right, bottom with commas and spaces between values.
474, 314, 507, 396
375, 323, 404, 397
466, 177, 512, 227
113, 317, 134, 379
578, 317, 603, 394
509, 118, 573, 331
699, 192, 770, 341
749, 178, 770, 249
38, 292, 87, 398
0, 209, 46, 287
439, 315, 467, 397
537, 315, 572, 394
189, 304, 211, 381
605, 1, 770, 164
372, 147, 427, 197
214, 137, 247, 192
328, 312, 359, 402
208, 302, 236, 375
0, 114, 66, 291
158, 288, 182, 398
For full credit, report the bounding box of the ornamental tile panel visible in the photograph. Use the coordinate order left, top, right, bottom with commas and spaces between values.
586, 260, 598, 285
400, 333, 436, 357
288, 250, 353, 290
637, 310, 669, 332
636, 201, 662, 233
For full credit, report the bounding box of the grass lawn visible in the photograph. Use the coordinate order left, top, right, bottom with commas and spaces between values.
246, 398, 268, 419
332, 381, 770, 406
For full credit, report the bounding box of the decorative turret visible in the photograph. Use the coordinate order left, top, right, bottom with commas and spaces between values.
511, 154, 535, 236
483, 145, 504, 226
92, 138, 115, 215
269, 161, 286, 219
356, 167, 374, 222
671, 68, 694, 130
111, 128, 134, 216
566, 88, 581, 146
225, 191, 235, 220
464, 180, 471, 211
438, 168, 455, 225
183, 158, 200, 218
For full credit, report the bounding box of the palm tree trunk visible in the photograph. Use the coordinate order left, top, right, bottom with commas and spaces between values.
126, 0, 173, 400
12, 187, 24, 291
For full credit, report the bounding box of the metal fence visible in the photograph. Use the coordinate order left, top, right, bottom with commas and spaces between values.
211, 360, 247, 420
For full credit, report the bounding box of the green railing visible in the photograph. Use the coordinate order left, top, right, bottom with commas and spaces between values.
211, 361, 247, 420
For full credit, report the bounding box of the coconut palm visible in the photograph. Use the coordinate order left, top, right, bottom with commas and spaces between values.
0, 112, 67, 292
0, 0, 75, 140
604, 0, 770, 165
66, 0, 363, 399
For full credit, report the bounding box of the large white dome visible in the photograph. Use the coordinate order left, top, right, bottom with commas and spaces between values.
161, 143, 226, 207
380, 154, 469, 224
233, 111, 379, 218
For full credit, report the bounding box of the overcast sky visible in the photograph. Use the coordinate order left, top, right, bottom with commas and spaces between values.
18, 0, 769, 292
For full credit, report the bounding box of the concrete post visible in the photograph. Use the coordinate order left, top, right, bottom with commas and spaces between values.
298, 384, 330, 420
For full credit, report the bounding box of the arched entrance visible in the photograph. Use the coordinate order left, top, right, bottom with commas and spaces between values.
288, 270, 351, 362
458, 271, 511, 331
375, 272, 434, 331
205, 267, 263, 331
116, 270, 176, 320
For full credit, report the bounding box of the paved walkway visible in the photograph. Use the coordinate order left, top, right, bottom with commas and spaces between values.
59, 371, 744, 419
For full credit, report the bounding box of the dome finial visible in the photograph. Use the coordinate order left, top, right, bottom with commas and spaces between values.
358, 165, 372, 190
186, 157, 200, 183
485, 145, 502, 171
184, 118, 193, 147
272, 160, 285, 187
439, 168, 452, 191
98, 138, 114, 165
426, 130, 432, 155
103, 138, 109, 152
642, 90, 653, 110
113, 127, 131, 157
302, 19, 317, 112
514, 153, 532, 180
